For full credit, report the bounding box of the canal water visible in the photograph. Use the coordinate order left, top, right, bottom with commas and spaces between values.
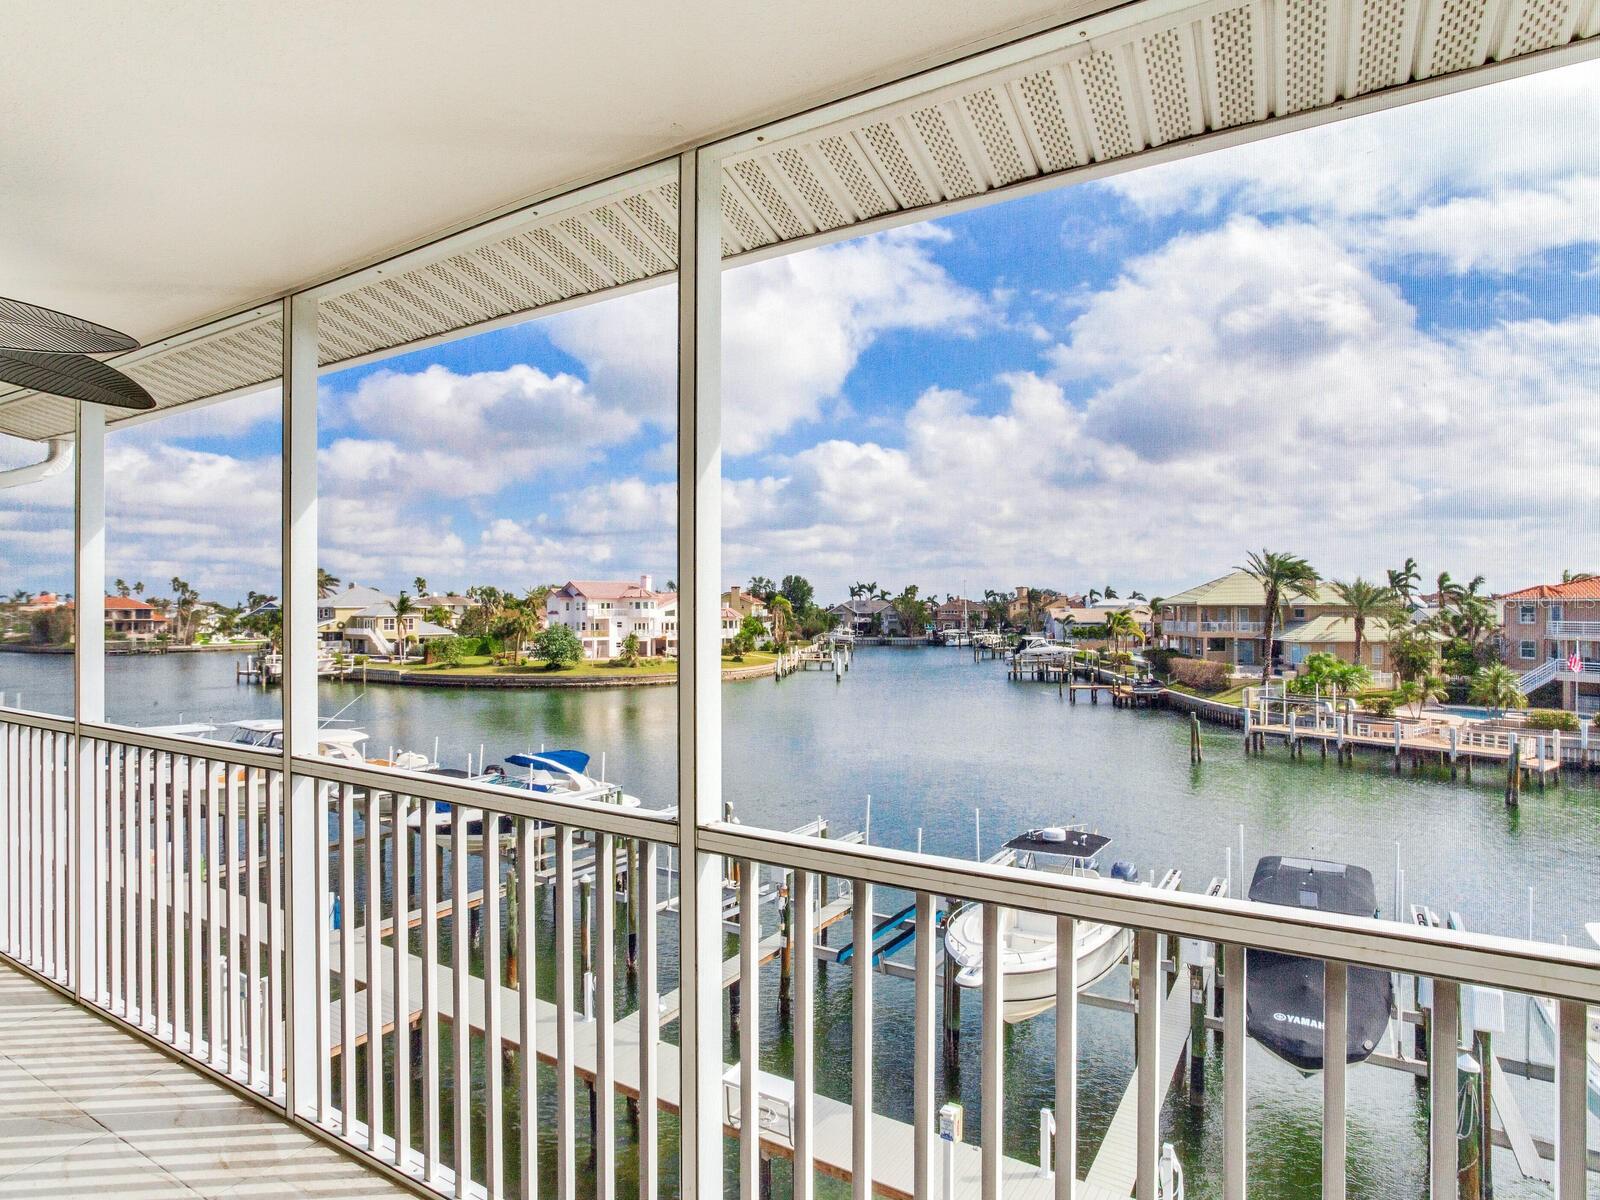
3, 646, 1596, 1197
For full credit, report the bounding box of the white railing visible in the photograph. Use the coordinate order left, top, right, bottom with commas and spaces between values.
1519, 657, 1562, 691
1556, 658, 1600, 677
1549, 620, 1600, 638
3, 709, 1598, 1200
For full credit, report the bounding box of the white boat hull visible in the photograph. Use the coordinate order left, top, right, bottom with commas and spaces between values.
946, 906, 1133, 1022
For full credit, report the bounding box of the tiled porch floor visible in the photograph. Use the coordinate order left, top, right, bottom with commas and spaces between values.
0, 961, 411, 1198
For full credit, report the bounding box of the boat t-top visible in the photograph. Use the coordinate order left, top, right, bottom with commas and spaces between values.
408, 749, 641, 843
944, 827, 1173, 1022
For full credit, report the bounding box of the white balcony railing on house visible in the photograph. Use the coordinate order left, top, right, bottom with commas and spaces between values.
1519, 657, 1563, 691
3, 707, 1597, 1200
1550, 621, 1600, 638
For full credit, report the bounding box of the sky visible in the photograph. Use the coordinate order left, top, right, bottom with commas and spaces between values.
2, 59, 1598, 608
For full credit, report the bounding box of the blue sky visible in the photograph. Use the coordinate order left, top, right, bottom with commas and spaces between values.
2, 59, 1598, 607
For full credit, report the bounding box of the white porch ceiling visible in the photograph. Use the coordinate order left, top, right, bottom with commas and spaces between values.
2, 0, 1596, 440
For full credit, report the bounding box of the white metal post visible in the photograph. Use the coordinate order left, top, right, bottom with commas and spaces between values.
1554, 998, 1587, 1198
1322, 962, 1348, 1199
1055, 914, 1077, 1200
914, 891, 936, 1200
282, 292, 320, 1119
1428, 980, 1459, 1200
1221, 943, 1246, 1200
1135, 930, 1160, 1200
981, 902, 1003, 1200
676, 146, 724, 1200
72, 402, 105, 1001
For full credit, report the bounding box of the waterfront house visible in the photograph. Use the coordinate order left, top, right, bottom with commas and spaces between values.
316, 584, 391, 646
1160, 571, 1350, 672
722, 585, 772, 635
102, 594, 168, 641
341, 602, 453, 659
1497, 578, 1600, 714
1044, 602, 1152, 642
546, 576, 672, 659
828, 596, 891, 636
1277, 614, 1406, 684
933, 597, 977, 631
419, 592, 473, 627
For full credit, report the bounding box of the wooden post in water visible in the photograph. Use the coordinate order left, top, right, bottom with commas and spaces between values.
779, 873, 793, 1008
1188, 960, 1207, 1104
1505, 739, 1522, 809
1189, 713, 1203, 764
942, 908, 961, 1071
626, 837, 639, 970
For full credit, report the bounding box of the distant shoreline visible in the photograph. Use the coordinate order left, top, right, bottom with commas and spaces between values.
338, 659, 777, 689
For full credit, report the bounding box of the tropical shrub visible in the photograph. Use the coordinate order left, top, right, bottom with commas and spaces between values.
1068, 624, 1110, 640
1364, 693, 1398, 718
1525, 708, 1579, 732
534, 624, 583, 667
1170, 657, 1228, 693
427, 636, 468, 667
1287, 652, 1370, 695
1144, 647, 1182, 675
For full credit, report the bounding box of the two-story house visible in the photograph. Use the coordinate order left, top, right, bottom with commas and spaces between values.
1498, 578, 1600, 714
546, 577, 671, 659
1160, 571, 1356, 673
103, 595, 168, 641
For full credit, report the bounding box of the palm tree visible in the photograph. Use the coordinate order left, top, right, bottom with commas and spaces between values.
1396, 673, 1448, 718
1387, 558, 1420, 608
1562, 569, 1596, 583
1469, 664, 1527, 715
770, 594, 794, 644
1106, 609, 1143, 657
749, 576, 776, 600
132, 580, 145, 597
1148, 597, 1165, 641
1102, 585, 1118, 600
1238, 550, 1319, 676
391, 591, 417, 660
1434, 570, 1458, 610
316, 568, 340, 599
114, 577, 129, 597
982, 589, 1008, 630
413, 576, 428, 597
1330, 577, 1396, 665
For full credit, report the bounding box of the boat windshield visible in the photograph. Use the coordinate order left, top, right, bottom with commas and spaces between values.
230, 727, 281, 749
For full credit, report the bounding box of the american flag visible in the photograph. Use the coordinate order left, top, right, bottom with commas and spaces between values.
1567, 651, 1582, 674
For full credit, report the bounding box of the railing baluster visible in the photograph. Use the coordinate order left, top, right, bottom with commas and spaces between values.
792, 868, 814, 1200
316, 779, 334, 1124
595, 831, 615, 1200
981, 901, 1003, 1200
1428, 979, 1459, 1199
392, 793, 412, 1172
246, 766, 262, 1088
268, 770, 285, 1096
139, 747, 155, 1025
170, 752, 186, 1043
452, 802, 472, 1197
637, 838, 658, 1200
485, 810, 505, 1199
1322, 961, 1348, 1199
3, 724, 14, 957
738, 858, 759, 1200
340, 782, 357, 1133
45, 731, 57, 978
208, 762, 225, 1068
1134, 929, 1160, 1200
226, 758, 243, 1074
555, 824, 576, 1200
187, 757, 203, 1055
1222, 943, 1246, 1200
913, 891, 935, 1200
516, 817, 539, 1200
421, 792, 441, 1182
122, 741, 136, 1015
852, 878, 872, 1200
1555, 997, 1587, 1197
1056, 914, 1078, 1200
155, 748, 170, 1037
364, 784, 383, 1153
104, 743, 121, 1010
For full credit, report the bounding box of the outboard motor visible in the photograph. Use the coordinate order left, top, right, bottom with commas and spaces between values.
1110, 860, 1139, 884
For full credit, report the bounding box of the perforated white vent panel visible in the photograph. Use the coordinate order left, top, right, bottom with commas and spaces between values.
1, 0, 1590, 439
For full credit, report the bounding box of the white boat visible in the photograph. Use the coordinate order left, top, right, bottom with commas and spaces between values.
1529, 922, 1600, 1120
409, 749, 641, 843
1011, 635, 1072, 666
944, 829, 1177, 1022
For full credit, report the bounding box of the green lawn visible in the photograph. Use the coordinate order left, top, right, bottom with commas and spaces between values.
1164, 681, 1248, 705
388, 650, 775, 679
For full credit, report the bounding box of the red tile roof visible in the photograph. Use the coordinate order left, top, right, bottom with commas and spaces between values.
1498, 579, 1600, 601
104, 595, 162, 612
